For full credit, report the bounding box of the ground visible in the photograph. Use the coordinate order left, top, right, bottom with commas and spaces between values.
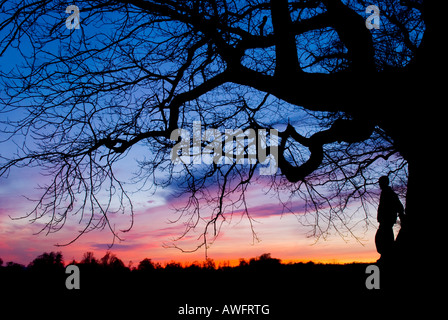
2, 260, 419, 318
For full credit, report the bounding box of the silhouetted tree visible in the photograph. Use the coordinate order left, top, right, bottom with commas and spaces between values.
81, 251, 98, 265
202, 258, 216, 270
28, 251, 64, 272
249, 253, 281, 269
0, 1, 442, 261
185, 261, 202, 272
100, 251, 127, 271
5, 261, 25, 271
137, 258, 156, 272
164, 261, 183, 271
239, 258, 249, 268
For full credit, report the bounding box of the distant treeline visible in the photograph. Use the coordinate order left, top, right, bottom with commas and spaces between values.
1, 250, 387, 314
0, 251, 314, 272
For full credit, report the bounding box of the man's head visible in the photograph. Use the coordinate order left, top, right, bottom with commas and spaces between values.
378, 176, 389, 190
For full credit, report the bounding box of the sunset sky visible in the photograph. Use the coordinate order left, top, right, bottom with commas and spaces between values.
0, 2, 395, 268
0, 156, 382, 267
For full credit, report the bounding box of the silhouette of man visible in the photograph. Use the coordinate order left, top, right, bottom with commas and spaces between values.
375, 176, 404, 262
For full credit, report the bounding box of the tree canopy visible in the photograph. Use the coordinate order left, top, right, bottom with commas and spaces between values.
0, 0, 442, 255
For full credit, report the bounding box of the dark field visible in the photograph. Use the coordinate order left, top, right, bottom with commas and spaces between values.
1, 252, 424, 318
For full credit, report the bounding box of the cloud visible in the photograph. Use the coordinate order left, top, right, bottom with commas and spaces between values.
242, 201, 306, 219
89, 242, 158, 252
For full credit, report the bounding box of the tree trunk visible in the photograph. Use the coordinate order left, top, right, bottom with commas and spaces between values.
394, 109, 443, 293
394, 0, 445, 265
